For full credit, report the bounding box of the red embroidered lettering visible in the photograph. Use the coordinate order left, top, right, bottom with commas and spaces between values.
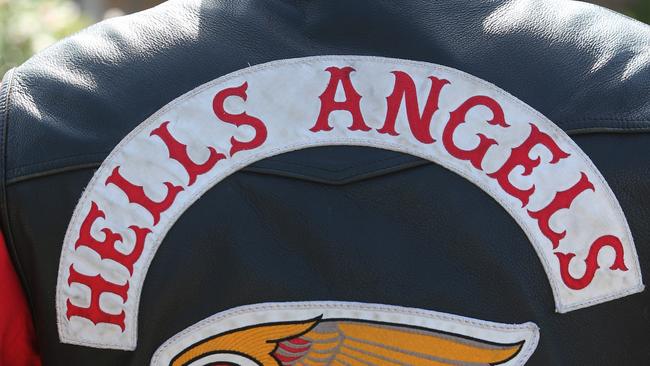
442, 96, 509, 170
488, 123, 570, 207
377, 71, 449, 144
213, 82, 268, 156
75, 202, 150, 274
66, 265, 128, 331
528, 173, 595, 249
555, 235, 628, 290
105, 166, 183, 225
310, 66, 371, 132
150, 121, 226, 186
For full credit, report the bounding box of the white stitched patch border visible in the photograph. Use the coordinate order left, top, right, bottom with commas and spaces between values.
150, 301, 540, 366
55, 56, 643, 350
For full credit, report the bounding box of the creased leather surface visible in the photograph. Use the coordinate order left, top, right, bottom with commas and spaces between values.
7, 137, 650, 365
1, 0, 649, 365
4, 0, 650, 182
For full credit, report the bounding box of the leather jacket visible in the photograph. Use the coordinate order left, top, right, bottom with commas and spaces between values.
1, 0, 648, 364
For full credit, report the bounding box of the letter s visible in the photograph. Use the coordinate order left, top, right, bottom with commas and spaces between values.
213, 82, 268, 156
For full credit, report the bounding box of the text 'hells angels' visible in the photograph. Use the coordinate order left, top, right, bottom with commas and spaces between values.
66, 66, 628, 331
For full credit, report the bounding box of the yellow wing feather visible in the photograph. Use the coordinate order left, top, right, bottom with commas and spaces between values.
299, 321, 522, 366
171, 319, 522, 366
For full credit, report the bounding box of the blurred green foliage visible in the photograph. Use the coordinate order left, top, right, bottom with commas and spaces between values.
627, 1, 650, 24
0, 0, 648, 78
0, 0, 90, 76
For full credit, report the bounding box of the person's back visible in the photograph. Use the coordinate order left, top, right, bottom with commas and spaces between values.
1, 0, 649, 364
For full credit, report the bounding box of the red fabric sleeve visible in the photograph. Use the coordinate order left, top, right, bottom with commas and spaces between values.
0, 232, 41, 366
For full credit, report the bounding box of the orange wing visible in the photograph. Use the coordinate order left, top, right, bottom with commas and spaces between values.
171, 318, 523, 366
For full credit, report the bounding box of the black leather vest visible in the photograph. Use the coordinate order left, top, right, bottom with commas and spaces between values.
1, 0, 648, 364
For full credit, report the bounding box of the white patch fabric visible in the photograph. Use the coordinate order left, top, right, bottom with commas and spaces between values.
150, 302, 540, 366
55, 56, 644, 350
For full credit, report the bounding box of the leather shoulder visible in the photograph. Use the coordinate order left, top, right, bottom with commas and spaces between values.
4, 0, 650, 183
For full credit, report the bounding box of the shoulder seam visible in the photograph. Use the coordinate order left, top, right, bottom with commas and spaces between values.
4, 123, 650, 185
0, 68, 36, 315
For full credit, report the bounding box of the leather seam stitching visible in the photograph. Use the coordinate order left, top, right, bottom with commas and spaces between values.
6, 125, 650, 184
0, 69, 37, 320
6, 124, 650, 182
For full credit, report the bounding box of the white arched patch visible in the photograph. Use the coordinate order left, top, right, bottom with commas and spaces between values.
150, 302, 540, 366
55, 56, 643, 350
